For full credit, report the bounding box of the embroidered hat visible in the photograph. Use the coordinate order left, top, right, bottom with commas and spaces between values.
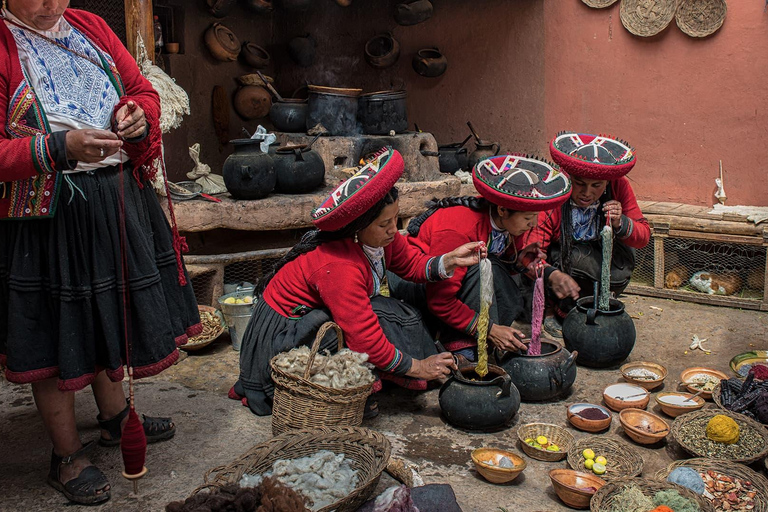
550, 132, 636, 180
311, 147, 403, 231
472, 154, 572, 211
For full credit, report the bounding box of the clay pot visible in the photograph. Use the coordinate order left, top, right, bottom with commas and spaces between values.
205, 23, 240, 62
306, 85, 362, 135
497, 339, 578, 402
358, 90, 408, 135
364, 33, 400, 69
269, 99, 308, 132
288, 35, 316, 67
273, 143, 325, 194
412, 48, 447, 77
437, 142, 469, 173
241, 0, 273, 13
223, 139, 276, 200
241, 42, 271, 68
562, 296, 636, 368
395, 0, 433, 26
207, 0, 237, 17
278, 0, 312, 10
468, 140, 501, 170
234, 86, 272, 119
164, 42, 179, 54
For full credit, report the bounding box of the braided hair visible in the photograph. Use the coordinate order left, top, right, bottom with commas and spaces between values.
558, 183, 613, 274
256, 187, 400, 295
407, 196, 489, 236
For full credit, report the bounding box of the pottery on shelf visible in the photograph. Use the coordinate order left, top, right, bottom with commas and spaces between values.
241, 42, 271, 68
234, 86, 272, 119
364, 33, 400, 69
412, 48, 447, 77
273, 142, 325, 194
205, 23, 240, 62
207, 0, 237, 17
394, 0, 433, 25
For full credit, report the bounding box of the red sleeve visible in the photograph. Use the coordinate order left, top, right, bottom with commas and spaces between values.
613, 178, 650, 249
521, 209, 561, 262
385, 232, 438, 283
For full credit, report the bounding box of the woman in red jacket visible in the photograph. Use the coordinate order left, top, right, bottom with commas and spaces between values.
396, 154, 573, 360
233, 148, 486, 416
522, 132, 651, 334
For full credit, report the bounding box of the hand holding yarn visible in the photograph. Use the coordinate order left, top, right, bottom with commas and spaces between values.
517, 242, 546, 273
114, 100, 146, 140
442, 241, 487, 273
603, 200, 623, 230
407, 352, 457, 380
65, 129, 123, 163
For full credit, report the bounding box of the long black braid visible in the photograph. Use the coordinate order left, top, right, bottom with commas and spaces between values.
558, 182, 613, 274
407, 195, 489, 236
255, 187, 400, 295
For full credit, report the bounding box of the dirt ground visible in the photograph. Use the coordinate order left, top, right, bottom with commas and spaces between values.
1, 294, 767, 512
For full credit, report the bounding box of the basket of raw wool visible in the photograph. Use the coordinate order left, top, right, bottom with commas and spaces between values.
591, 477, 715, 512
270, 322, 375, 435
199, 426, 391, 512
181, 305, 226, 351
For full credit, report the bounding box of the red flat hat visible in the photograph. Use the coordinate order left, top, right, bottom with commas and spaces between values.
472, 154, 572, 211
550, 132, 636, 180
311, 147, 404, 231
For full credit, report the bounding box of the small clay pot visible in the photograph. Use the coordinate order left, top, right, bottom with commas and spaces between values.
412, 47, 447, 77
364, 33, 400, 69
395, 0, 433, 26
241, 42, 271, 68
234, 86, 272, 119
164, 42, 180, 54
288, 35, 316, 68
241, 0, 273, 13
207, 0, 237, 17
278, 0, 312, 10
205, 23, 240, 62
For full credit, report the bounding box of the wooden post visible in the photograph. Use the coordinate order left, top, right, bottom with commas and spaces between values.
652, 221, 670, 289
124, 0, 153, 61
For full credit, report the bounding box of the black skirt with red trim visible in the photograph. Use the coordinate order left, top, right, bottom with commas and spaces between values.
0, 165, 201, 391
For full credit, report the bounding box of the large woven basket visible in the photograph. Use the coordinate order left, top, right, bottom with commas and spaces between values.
656, 458, 768, 512
619, 0, 677, 37
670, 409, 768, 464
581, 0, 619, 7
181, 305, 226, 351
270, 322, 373, 436
200, 426, 391, 512
676, 0, 727, 38
516, 423, 574, 462
591, 477, 715, 511
567, 438, 643, 481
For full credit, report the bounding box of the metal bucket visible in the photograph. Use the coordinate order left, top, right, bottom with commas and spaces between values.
217, 287, 256, 351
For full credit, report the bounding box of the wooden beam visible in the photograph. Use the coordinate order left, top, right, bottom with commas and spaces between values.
124, 0, 153, 61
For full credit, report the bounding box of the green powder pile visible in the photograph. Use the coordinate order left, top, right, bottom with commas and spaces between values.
609, 485, 653, 512
653, 489, 700, 512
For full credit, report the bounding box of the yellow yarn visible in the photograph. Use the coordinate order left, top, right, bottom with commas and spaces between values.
475, 302, 489, 378
706, 414, 740, 444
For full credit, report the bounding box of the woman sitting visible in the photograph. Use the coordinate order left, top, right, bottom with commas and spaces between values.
232, 148, 486, 416
395, 154, 573, 360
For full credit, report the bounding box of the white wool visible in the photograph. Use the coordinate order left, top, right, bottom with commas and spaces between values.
274, 347, 375, 389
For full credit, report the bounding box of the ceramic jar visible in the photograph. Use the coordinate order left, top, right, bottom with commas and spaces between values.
412, 48, 447, 77
439, 364, 520, 431
241, 42, 271, 68
563, 297, 637, 368
468, 140, 501, 170
364, 33, 400, 69
222, 139, 276, 200
234, 86, 272, 119
205, 23, 240, 61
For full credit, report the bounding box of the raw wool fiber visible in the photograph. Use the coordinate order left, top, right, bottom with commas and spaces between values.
272, 347, 375, 389
653, 489, 701, 512
667, 467, 705, 494
165, 479, 308, 512
240, 450, 359, 511
475, 258, 493, 377
609, 485, 653, 512
372, 485, 419, 512
135, 35, 190, 133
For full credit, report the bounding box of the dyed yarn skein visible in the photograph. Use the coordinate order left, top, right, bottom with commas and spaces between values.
528, 266, 545, 356
599, 219, 613, 311
475, 258, 493, 378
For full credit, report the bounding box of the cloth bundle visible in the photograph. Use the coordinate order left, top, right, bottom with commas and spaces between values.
187, 143, 226, 194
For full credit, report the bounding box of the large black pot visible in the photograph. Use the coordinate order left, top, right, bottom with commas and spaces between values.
222, 139, 275, 200
437, 142, 469, 173
273, 144, 325, 194
269, 99, 307, 132
358, 90, 407, 135
307, 86, 361, 135
563, 296, 636, 368
497, 340, 577, 402
438, 364, 520, 431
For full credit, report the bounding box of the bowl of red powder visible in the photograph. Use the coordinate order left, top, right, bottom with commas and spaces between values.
567, 403, 612, 433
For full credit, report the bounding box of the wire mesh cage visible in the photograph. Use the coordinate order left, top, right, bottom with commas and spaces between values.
190, 267, 219, 308
223, 258, 282, 289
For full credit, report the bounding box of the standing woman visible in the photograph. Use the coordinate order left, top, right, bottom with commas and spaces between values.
233, 148, 486, 416
0, 1, 200, 505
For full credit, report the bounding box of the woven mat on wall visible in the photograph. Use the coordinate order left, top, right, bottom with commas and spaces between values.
676, 0, 727, 37
581, 0, 619, 8
620, 0, 678, 37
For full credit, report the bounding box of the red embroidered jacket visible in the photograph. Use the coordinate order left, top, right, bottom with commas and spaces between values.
263, 233, 443, 373
0, 9, 161, 219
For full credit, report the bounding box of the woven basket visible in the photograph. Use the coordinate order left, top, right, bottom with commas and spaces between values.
671, 409, 768, 464
676, 0, 726, 38
619, 0, 677, 37
200, 426, 391, 512
516, 423, 573, 461
270, 322, 374, 436
181, 305, 226, 351
591, 477, 715, 512
656, 458, 768, 512
237, 73, 275, 87
567, 438, 643, 481
582, 0, 619, 7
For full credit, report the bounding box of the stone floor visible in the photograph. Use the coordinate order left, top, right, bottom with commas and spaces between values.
1, 295, 767, 512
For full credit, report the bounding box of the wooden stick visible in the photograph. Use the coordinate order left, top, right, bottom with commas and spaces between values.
256, 71, 283, 102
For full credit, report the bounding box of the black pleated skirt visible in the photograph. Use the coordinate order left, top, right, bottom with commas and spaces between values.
0, 166, 200, 391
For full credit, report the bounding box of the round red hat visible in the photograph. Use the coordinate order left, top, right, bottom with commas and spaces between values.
549, 132, 636, 180
311, 147, 404, 231
472, 154, 572, 211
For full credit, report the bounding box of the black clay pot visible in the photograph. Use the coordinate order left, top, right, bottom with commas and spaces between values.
468, 140, 501, 170
307, 85, 362, 135
563, 296, 636, 368
241, 0, 273, 13
497, 340, 578, 402
438, 364, 520, 431
288, 35, 316, 68
358, 90, 407, 135
364, 33, 400, 69
207, 0, 237, 17
223, 139, 276, 200
273, 143, 325, 193
269, 99, 308, 132
412, 48, 447, 78
394, 0, 433, 26
278, 0, 312, 11
438, 142, 469, 173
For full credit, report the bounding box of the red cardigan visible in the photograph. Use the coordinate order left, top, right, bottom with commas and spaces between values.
0, 9, 161, 219
407, 205, 526, 336
263, 233, 441, 372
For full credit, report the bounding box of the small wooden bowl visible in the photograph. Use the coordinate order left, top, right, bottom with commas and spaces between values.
620, 361, 667, 390
471, 448, 526, 484
619, 408, 670, 445
566, 403, 612, 433
680, 367, 728, 400
549, 469, 607, 509
655, 392, 705, 417
603, 383, 650, 412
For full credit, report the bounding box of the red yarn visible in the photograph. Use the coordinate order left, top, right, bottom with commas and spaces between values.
528, 268, 545, 356
750, 364, 768, 380
121, 408, 147, 476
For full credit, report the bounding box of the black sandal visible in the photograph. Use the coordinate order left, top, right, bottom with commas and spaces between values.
47, 441, 111, 505
97, 405, 176, 447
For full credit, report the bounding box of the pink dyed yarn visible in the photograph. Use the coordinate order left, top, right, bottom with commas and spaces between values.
529, 274, 545, 356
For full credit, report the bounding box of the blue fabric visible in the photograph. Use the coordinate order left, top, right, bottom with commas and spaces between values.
488, 228, 509, 256
571, 202, 600, 242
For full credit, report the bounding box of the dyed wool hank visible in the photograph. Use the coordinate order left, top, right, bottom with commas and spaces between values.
528, 266, 545, 356
599, 219, 613, 311
475, 257, 493, 378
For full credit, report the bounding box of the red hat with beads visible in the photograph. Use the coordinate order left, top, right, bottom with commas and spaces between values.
472, 154, 572, 211
549, 132, 636, 180
311, 147, 403, 231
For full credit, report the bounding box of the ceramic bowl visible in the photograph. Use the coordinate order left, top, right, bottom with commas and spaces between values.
471, 448, 526, 484
655, 392, 705, 417
620, 361, 667, 390
566, 403, 612, 433
602, 383, 650, 412
730, 350, 768, 379
680, 367, 728, 399
619, 408, 670, 445
549, 469, 607, 509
